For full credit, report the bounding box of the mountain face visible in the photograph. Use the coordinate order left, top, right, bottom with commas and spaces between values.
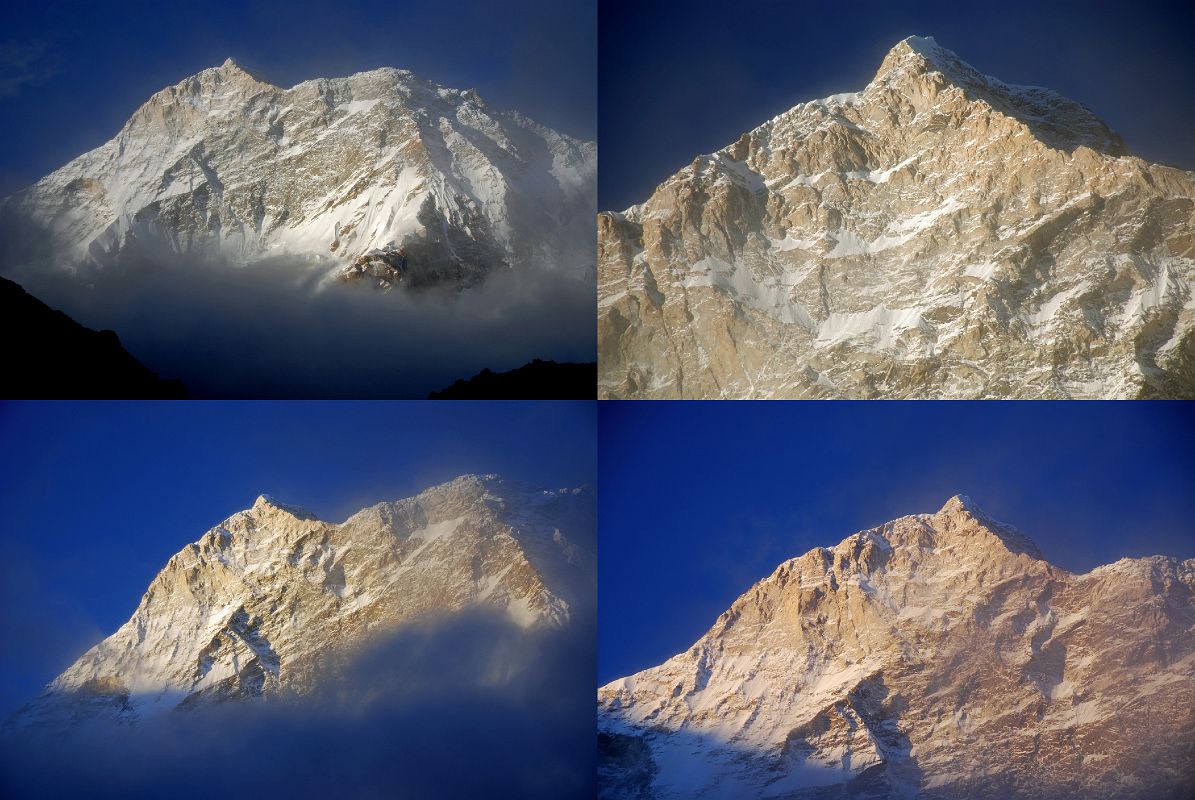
3, 59, 595, 289
598, 497, 1195, 799
9, 475, 594, 730
598, 36, 1195, 398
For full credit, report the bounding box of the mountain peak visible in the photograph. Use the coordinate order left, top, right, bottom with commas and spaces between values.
890, 34, 951, 67
902, 34, 942, 53
937, 493, 978, 515
252, 493, 317, 520
868, 35, 1126, 156
208, 56, 272, 86
931, 494, 1044, 559
874, 34, 958, 82
870, 34, 1015, 99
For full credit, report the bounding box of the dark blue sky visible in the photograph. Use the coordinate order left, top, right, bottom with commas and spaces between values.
599, 0, 1195, 210
598, 401, 1195, 685
0, 400, 596, 716
0, 0, 595, 196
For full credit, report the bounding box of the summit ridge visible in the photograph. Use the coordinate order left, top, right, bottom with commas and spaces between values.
598, 497, 1195, 799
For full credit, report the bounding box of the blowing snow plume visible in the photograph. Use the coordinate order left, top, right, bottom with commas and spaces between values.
0, 57, 596, 397
1, 476, 597, 799
2, 610, 596, 800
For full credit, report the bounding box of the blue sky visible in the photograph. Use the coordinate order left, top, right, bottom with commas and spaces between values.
598, 401, 1195, 684
0, 400, 596, 716
599, 0, 1195, 210
0, 0, 595, 195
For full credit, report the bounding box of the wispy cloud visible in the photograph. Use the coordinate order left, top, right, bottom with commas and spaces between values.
2, 608, 596, 799
0, 41, 57, 99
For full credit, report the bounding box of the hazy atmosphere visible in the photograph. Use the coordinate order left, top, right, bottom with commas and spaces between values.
0, 243, 595, 397
3, 609, 595, 799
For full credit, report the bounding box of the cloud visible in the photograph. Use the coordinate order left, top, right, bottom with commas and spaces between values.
0, 210, 595, 397
0, 608, 596, 800
0, 41, 57, 99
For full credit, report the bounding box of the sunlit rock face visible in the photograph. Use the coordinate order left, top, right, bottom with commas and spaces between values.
598, 496, 1195, 799
7, 475, 594, 730
4, 58, 596, 290
598, 36, 1195, 399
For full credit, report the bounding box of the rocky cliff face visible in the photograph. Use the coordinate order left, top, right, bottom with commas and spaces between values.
4, 59, 596, 289
9, 475, 594, 730
598, 36, 1195, 398
598, 496, 1195, 799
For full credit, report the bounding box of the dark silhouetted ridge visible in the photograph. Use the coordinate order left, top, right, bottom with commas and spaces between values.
0, 276, 186, 398
429, 359, 595, 399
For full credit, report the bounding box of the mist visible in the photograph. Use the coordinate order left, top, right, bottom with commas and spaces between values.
0, 608, 596, 799
0, 227, 596, 397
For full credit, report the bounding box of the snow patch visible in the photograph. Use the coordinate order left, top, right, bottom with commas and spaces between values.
963, 261, 999, 280
767, 233, 821, 253
816, 306, 930, 349
338, 98, 380, 115
683, 256, 816, 328
409, 516, 465, 542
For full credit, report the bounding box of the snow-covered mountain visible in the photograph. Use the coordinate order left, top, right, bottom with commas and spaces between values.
598, 36, 1195, 398
8, 475, 594, 730
4, 59, 595, 289
598, 496, 1195, 799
